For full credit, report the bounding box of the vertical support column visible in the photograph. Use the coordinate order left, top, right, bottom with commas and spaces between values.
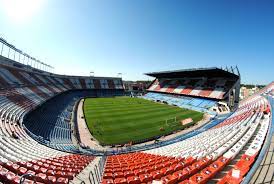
0, 42, 3, 55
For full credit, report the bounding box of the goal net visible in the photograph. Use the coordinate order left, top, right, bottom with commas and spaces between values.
165, 117, 178, 127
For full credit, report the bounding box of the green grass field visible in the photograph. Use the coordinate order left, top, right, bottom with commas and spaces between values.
83, 97, 204, 145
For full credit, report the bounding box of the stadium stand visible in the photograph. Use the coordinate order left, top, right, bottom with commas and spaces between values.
145, 67, 241, 114
0, 53, 125, 183
100, 83, 274, 184
143, 92, 217, 115
0, 39, 274, 183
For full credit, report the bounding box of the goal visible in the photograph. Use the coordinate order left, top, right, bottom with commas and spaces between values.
165, 117, 178, 127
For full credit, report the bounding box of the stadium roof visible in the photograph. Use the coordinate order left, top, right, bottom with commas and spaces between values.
145, 67, 240, 79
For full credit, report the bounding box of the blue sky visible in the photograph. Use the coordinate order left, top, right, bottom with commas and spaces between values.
0, 0, 273, 84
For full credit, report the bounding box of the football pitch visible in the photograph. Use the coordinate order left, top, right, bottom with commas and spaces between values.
83, 97, 204, 145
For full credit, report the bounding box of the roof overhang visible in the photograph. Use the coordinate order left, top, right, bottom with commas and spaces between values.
145, 67, 239, 79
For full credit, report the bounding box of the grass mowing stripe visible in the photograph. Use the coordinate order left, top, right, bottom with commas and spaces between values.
83, 97, 204, 145
85, 102, 177, 112
84, 105, 176, 115
85, 106, 185, 120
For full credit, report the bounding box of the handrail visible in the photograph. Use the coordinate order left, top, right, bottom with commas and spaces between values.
241, 95, 274, 184
19, 173, 36, 184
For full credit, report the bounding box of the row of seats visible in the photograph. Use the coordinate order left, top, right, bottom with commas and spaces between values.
0, 64, 124, 90
101, 87, 272, 183
0, 133, 96, 183
0, 64, 124, 151
147, 78, 236, 100
23, 91, 90, 149
0, 61, 124, 182
143, 92, 217, 115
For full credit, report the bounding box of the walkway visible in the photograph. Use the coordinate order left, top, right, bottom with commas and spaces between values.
250, 97, 274, 184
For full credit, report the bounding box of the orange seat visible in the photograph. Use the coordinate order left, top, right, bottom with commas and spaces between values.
101, 178, 114, 184
185, 157, 196, 166
124, 170, 134, 178
190, 173, 205, 183
182, 165, 196, 176
179, 180, 192, 184
173, 170, 189, 182
113, 171, 124, 178
151, 170, 164, 179
160, 167, 173, 175
162, 174, 178, 184
173, 162, 185, 172
133, 169, 145, 176
127, 175, 141, 184
139, 173, 153, 183
114, 177, 127, 184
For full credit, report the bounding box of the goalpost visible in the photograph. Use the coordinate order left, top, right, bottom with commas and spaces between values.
165, 117, 178, 128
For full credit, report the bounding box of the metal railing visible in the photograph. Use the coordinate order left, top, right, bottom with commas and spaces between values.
88, 156, 106, 184
19, 173, 36, 184
0, 37, 54, 72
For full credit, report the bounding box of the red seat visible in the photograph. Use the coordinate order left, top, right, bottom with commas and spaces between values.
182, 165, 196, 176
37, 161, 43, 167
127, 175, 141, 184
26, 163, 33, 170
151, 170, 164, 179
56, 177, 69, 184
64, 172, 75, 180
49, 165, 56, 170
103, 172, 113, 179
139, 173, 153, 183
133, 169, 145, 176
185, 157, 196, 165
114, 177, 127, 184
113, 171, 124, 178
36, 173, 48, 182
46, 169, 55, 176
5, 171, 16, 183
101, 178, 114, 184
18, 161, 27, 167
173, 162, 185, 172
26, 170, 36, 176
201, 167, 215, 179
12, 175, 35, 184
56, 171, 65, 177
0, 167, 9, 182
31, 165, 40, 172
47, 176, 57, 184
162, 174, 178, 184
113, 168, 122, 172
217, 174, 242, 184
218, 168, 249, 184
104, 169, 113, 173
18, 167, 28, 175
160, 167, 173, 175
173, 170, 188, 182
189, 173, 208, 184
179, 180, 192, 184
39, 167, 47, 174
124, 170, 134, 178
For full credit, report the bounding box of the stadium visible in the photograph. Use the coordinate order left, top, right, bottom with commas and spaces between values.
0, 1, 274, 184
0, 36, 273, 184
